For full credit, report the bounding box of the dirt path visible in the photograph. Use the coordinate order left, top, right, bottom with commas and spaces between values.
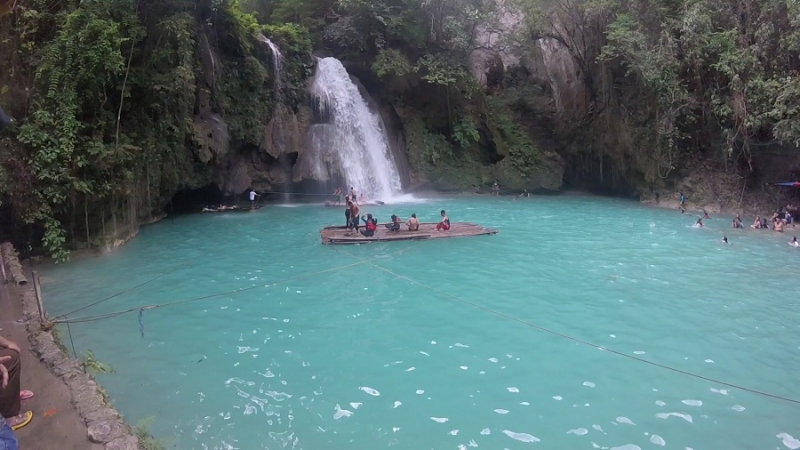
0, 281, 103, 450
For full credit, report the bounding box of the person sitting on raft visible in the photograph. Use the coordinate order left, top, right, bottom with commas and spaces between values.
361, 214, 378, 237
385, 214, 402, 232
348, 201, 360, 232
406, 213, 420, 231
436, 210, 450, 231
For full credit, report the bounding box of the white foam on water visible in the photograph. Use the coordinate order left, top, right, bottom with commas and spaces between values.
682, 399, 702, 406
633, 351, 646, 355
489, 357, 498, 363
705, 359, 714, 363
415, 390, 424, 394
420, 351, 430, 356
460, 366, 468, 370
393, 427, 400, 433
610, 334, 616, 338
480, 428, 491, 435
650, 435, 666, 446
610, 445, 641, 450
468, 440, 478, 447
731, 405, 745, 412
592, 425, 604, 433
553, 396, 563, 400
449, 429, 459, 436
568, 428, 588, 435
458, 445, 467, 450
359, 386, 380, 396
349, 402, 362, 409
777, 433, 800, 449
479, 371, 486, 374
431, 341, 437, 344
710, 387, 729, 395
507, 387, 519, 393
520, 402, 530, 406
656, 412, 693, 423
393, 401, 402, 408
502, 430, 539, 443
406, 367, 416, 372
455, 343, 469, 348
655, 400, 666, 406
494, 409, 509, 415
431, 417, 449, 423
583, 381, 596, 388
615, 417, 635, 425
333, 404, 353, 420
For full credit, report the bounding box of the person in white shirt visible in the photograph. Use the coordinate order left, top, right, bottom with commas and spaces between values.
249, 190, 258, 208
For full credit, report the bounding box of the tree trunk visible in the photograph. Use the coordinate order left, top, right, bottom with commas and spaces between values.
84, 195, 90, 248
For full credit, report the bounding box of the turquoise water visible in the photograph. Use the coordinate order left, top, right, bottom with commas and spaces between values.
42, 195, 800, 450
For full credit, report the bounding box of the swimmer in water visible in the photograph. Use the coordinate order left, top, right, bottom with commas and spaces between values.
790, 237, 800, 247
722, 236, 729, 244
696, 218, 704, 227
703, 210, 710, 219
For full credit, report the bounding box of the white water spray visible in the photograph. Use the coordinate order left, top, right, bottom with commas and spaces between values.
309, 57, 402, 201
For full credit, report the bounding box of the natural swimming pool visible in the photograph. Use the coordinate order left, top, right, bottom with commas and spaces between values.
42, 195, 800, 449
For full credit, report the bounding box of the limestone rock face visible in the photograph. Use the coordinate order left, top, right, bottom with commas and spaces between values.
525, 37, 588, 120
470, 0, 525, 87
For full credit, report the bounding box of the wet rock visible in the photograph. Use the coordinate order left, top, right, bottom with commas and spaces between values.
105, 436, 139, 450
88, 420, 128, 444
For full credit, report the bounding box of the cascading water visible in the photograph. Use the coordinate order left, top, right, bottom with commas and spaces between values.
259, 35, 290, 201
309, 57, 402, 201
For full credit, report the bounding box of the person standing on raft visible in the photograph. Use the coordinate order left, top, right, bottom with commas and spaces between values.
347, 200, 360, 233
436, 210, 450, 231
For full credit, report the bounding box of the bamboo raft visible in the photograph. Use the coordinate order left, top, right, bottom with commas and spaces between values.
202, 205, 265, 213
320, 222, 498, 245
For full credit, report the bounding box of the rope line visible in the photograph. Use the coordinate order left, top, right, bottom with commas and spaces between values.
334, 248, 800, 405
53, 248, 410, 325
55, 264, 192, 319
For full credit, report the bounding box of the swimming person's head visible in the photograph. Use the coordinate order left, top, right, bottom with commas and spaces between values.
440, 210, 446, 216
723, 236, 728, 243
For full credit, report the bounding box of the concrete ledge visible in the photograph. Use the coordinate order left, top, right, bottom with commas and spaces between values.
1, 243, 140, 450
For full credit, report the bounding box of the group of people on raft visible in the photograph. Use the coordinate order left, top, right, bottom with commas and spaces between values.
341, 192, 450, 237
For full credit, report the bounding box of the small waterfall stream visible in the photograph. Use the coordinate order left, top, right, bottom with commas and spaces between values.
309, 57, 402, 201
259, 35, 290, 201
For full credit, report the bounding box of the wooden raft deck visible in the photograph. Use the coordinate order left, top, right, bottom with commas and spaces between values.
320, 222, 498, 245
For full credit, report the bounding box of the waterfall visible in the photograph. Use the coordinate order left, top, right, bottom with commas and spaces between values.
309, 57, 402, 201
259, 35, 291, 201
259, 35, 284, 99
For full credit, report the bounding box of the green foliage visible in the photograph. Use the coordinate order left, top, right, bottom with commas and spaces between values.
373, 49, 414, 77
487, 96, 540, 172
452, 118, 480, 148
81, 350, 115, 374
0, 0, 313, 258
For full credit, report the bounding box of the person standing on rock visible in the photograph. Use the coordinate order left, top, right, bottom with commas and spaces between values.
492, 181, 500, 196
0, 335, 33, 432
